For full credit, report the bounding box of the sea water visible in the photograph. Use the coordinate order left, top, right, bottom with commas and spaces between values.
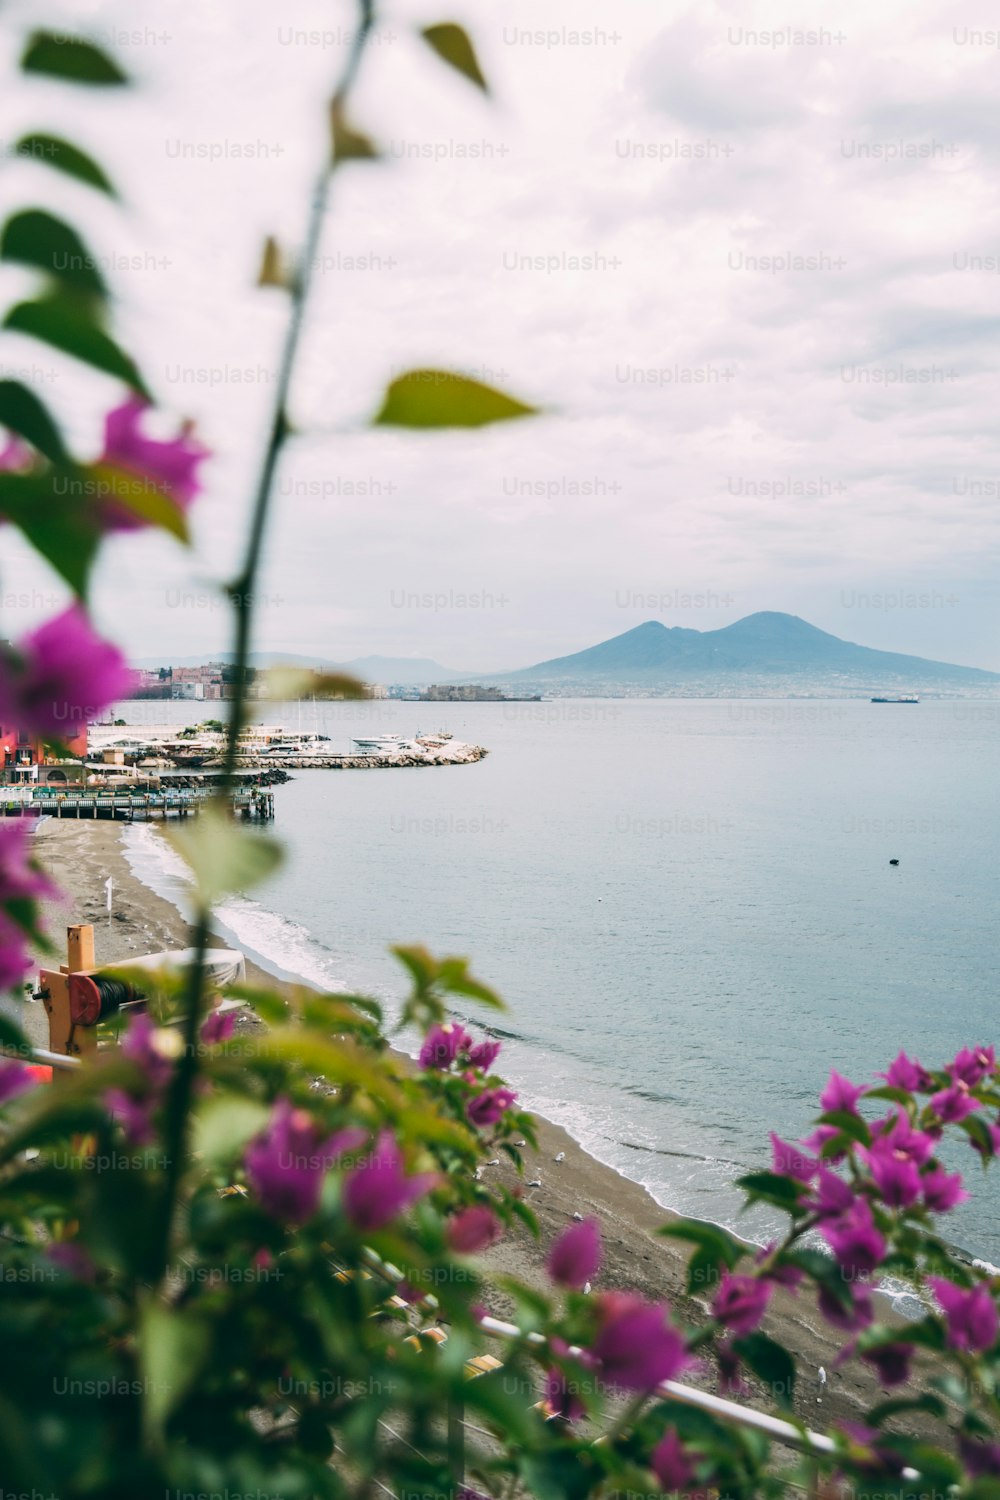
119, 697, 1000, 1261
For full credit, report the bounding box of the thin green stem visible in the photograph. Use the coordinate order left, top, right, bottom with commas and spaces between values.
152, 0, 377, 1284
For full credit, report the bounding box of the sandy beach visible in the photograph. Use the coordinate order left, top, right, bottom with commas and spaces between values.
18, 815, 895, 1432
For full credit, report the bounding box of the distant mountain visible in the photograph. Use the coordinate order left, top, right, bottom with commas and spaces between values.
497, 613, 1000, 694
131, 651, 462, 685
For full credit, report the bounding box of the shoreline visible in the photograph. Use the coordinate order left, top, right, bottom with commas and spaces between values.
21, 816, 897, 1428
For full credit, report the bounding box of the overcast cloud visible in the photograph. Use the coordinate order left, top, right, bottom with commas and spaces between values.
0, 0, 998, 671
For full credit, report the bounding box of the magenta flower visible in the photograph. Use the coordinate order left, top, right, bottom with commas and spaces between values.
98, 395, 208, 529
928, 1277, 999, 1352
120, 1011, 173, 1090
717, 1339, 748, 1396
871, 1111, 936, 1166
931, 1084, 978, 1123
342, 1130, 437, 1232
544, 1365, 587, 1422
467, 1086, 517, 1128
960, 1437, 1000, 1478
245, 1099, 363, 1224
419, 1021, 471, 1070
592, 1291, 690, 1391
821, 1069, 863, 1115
950, 1045, 995, 1088
921, 1166, 969, 1213
811, 1167, 855, 1219
754, 1244, 803, 1290
467, 1038, 501, 1072
861, 1341, 913, 1387
821, 1198, 886, 1277
447, 1206, 501, 1254
0, 605, 129, 740
200, 1008, 236, 1045
0, 1058, 36, 1105
769, 1132, 817, 1182
0, 821, 59, 991
103, 1086, 157, 1145
547, 1218, 601, 1289
861, 1142, 921, 1209
880, 1050, 933, 1093
46, 1241, 97, 1282
0, 433, 33, 471
712, 1272, 772, 1336
818, 1281, 874, 1332
651, 1428, 694, 1491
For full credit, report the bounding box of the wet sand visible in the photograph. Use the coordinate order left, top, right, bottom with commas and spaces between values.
19, 816, 897, 1432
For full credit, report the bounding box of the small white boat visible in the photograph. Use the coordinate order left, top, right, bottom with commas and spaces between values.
352, 733, 418, 755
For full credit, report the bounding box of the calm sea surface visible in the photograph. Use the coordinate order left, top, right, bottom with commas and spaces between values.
118, 697, 1000, 1262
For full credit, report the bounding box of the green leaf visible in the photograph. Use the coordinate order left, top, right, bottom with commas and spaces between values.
0, 379, 71, 464
0, 470, 100, 595
862, 1085, 915, 1106
5, 295, 148, 395
436, 956, 503, 1009
192, 1095, 269, 1165
15, 134, 117, 195
734, 1170, 807, 1213
167, 805, 283, 906
420, 23, 489, 93
21, 31, 129, 86
372, 370, 538, 429
817, 1108, 871, 1147
1, 209, 106, 298
659, 1216, 746, 1270
0, 1013, 28, 1054
733, 1331, 795, 1409
138, 1296, 210, 1443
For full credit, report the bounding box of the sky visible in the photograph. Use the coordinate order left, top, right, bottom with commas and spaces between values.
1, 0, 999, 672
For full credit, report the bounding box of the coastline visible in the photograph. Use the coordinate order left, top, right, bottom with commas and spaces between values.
22, 816, 894, 1428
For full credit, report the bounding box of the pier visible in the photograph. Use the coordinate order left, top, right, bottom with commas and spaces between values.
0, 787, 275, 822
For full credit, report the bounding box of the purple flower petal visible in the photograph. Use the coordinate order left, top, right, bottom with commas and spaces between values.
547, 1218, 601, 1289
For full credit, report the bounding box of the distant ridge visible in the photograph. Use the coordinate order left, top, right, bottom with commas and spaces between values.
132, 651, 463, 685
496, 612, 1000, 694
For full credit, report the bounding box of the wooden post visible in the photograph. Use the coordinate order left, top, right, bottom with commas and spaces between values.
67, 924, 96, 974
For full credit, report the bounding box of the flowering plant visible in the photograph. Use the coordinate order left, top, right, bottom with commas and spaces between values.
0, 8, 998, 1500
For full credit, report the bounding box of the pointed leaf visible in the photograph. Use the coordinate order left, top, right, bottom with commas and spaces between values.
733, 1331, 795, 1409
0, 470, 100, 595
138, 1296, 210, 1442
420, 23, 489, 92
1, 209, 107, 298
193, 1095, 270, 1165
89, 464, 190, 541
15, 134, 117, 195
257, 234, 291, 289
5, 295, 148, 395
0, 379, 71, 465
373, 369, 538, 428
261, 666, 368, 701
167, 805, 282, 906
330, 98, 379, 164
21, 32, 128, 85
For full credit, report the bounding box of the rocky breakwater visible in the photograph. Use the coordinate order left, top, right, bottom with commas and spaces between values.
227, 740, 489, 771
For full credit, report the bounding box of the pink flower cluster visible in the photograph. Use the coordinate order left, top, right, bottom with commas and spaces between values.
243, 1102, 438, 1231
0, 821, 58, 991
418, 1021, 516, 1130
